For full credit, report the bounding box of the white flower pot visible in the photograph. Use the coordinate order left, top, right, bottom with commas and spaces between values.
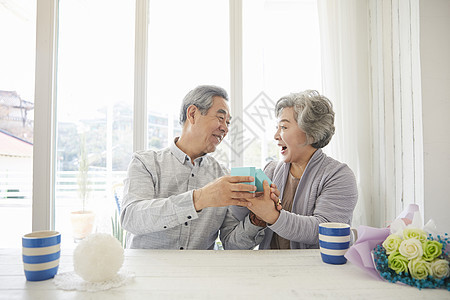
70, 210, 95, 241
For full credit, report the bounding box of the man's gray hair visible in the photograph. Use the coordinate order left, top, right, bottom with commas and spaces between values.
179, 85, 229, 125
275, 90, 335, 149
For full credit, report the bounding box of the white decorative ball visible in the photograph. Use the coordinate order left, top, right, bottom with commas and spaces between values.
73, 233, 124, 282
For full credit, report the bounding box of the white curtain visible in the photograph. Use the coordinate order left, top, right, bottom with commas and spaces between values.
317, 0, 372, 227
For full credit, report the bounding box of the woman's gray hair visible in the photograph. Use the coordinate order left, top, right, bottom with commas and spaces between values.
275, 90, 335, 149
179, 85, 229, 125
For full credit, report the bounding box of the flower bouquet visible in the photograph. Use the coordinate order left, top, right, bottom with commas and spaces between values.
345, 204, 450, 291
373, 229, 449, 289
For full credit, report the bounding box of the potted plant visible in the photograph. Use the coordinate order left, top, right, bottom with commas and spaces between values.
70, 132, 95, 242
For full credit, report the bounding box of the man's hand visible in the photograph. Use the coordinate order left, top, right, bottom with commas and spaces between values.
193, 176, 256, 211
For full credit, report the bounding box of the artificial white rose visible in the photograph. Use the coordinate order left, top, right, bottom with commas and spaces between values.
430, 259, 450, 279
399, 238, 423, 260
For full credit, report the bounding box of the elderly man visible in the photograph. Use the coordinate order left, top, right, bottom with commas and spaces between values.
120, 85, 266, 249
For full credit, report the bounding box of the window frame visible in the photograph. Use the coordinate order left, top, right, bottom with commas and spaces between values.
33, 0, 58, 230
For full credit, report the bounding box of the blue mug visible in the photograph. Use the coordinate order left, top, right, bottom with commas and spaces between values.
318, 223, 357, 265
22, 230, 61, 281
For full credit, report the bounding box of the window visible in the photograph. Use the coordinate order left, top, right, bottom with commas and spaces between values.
55, 0, 135, 247
31, 0, 322, 237
242, 0, 322, 168
0, 0, 36, 247
146, 0, 230, 163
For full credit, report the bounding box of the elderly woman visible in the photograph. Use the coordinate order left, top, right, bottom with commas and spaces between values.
238, 90, 358, 249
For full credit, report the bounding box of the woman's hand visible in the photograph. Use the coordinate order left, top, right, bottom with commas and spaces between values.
254, 182, 282, 211
245, 180, 281, 224
270, 183, 282, 211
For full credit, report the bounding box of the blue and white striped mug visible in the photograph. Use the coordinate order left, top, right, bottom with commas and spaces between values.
319, 223, 357, 265
22, 230, 61, 281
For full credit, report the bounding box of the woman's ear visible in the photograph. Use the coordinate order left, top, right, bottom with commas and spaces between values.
186, 104, 198, 125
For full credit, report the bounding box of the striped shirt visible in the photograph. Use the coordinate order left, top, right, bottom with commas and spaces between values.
120, 138, 265, 250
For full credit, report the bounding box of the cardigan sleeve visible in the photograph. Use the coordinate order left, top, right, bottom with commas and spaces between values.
268, 162, 358, 247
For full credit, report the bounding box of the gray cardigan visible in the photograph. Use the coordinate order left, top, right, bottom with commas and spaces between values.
232, 149, 358, 249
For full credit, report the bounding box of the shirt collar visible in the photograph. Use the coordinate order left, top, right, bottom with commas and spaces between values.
170, 137, 205, 166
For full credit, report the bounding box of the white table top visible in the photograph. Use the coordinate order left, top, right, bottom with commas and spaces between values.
1, 248, 448, 299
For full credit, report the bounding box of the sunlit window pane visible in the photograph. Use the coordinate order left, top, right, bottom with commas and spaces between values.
242, 0, 322, 168
0, 0, 36, 247
56, 0, 135, 247
147, 0, 230, 165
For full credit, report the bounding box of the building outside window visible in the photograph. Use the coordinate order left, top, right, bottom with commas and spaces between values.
0, 0, 36, 248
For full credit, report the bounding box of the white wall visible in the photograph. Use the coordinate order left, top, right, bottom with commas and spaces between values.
420, 0, 450, 232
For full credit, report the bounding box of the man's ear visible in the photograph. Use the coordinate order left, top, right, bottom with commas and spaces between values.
186, 104, 198, 125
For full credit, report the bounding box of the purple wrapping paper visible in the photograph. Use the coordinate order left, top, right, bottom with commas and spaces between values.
344, 204, 421, 279
344, 225, 390, 279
